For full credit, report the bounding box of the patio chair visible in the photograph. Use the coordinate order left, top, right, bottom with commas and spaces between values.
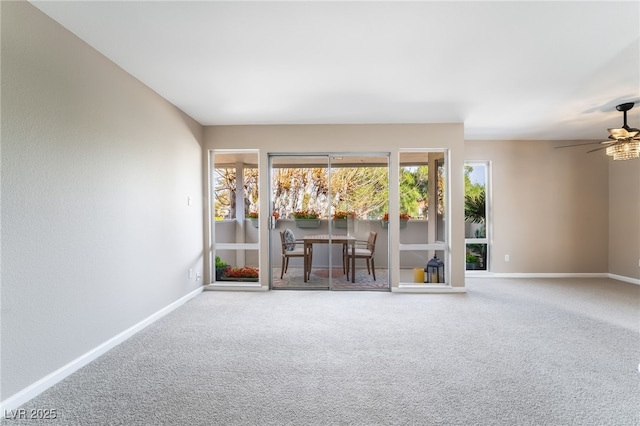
345, 231, 377, 281
279, 229, 311, 279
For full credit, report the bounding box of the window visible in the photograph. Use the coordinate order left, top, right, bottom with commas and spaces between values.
398, 150, 448, 285
210, 150, 261, 284
465, 162, 489, 271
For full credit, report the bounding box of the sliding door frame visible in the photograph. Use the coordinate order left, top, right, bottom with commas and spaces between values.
268, 152, 390, 291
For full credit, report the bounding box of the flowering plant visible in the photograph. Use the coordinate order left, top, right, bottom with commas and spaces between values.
332, 211, 356, 220
247, 211, 259, 219
382, 213, 411, 221
293, 210, 319, 219
222, 266, 259, 279
272, 211, 280, 219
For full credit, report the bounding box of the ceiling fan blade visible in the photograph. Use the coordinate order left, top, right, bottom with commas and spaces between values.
554, 141, 605, 149
586, 145, 612, 153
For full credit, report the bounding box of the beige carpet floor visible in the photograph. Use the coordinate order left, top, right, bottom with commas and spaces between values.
7, 277, 639, 426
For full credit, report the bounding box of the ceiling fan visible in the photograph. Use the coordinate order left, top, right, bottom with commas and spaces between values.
557, 102, 640, 160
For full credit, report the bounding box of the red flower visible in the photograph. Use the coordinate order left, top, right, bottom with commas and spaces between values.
383, 213, 411, 221
223, 267, 259, 279
332, 211, 356, 220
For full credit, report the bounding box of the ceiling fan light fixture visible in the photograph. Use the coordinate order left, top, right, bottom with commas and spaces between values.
608, 128, 631, 139
557, 101, 639, 160
606, 140, 640, 160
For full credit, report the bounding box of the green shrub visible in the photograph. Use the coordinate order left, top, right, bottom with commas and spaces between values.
466, 254, 480, 264
215, 256, 229, 269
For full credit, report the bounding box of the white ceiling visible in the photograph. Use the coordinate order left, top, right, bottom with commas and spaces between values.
31, 1, 640, 140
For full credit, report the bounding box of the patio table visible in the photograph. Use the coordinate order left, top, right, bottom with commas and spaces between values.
303, 234, 357, 283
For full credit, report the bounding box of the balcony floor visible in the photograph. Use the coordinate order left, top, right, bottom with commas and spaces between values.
273, 267, 389, 290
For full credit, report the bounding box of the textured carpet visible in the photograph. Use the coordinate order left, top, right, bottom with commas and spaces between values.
5, 278, 639, 425
273, 267, 389, 290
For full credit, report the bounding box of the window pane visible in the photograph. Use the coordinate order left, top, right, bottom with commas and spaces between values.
212, 150, 260, 283
398, 151, 448, 285
465, 162, 488, 271
436, 158, 446, 243
214, 167, 236, 219
466, 243, 487, 271
464, 164, 486, 238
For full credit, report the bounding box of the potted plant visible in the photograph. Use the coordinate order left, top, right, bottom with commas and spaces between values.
332, 211, 355, 228
381, 213, 411, 229
293, 210, 321, 228
466, 253, 481, 270
220, 266, 259, 282
215, 256, 230, 281
247, 211, 259, 227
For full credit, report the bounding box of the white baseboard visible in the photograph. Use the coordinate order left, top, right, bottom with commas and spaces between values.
608, 274, 640, 285
0, 286, 203, 413
466, 271, 640, 285
205, 282, 267, 291
473, 272, 610, 279
467, 272, 639, 284
394, 284, 467, 293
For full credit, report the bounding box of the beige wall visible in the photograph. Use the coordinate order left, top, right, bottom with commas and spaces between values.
204, 124, 466, 289
1, 2, 204, 401
465, 140, 610, 274
608, 158, 640, 279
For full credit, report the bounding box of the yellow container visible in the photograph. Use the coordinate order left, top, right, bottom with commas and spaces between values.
413, 268, 425, 283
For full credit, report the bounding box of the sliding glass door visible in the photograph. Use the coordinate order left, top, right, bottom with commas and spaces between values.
269, 153, 389, 290
270, 154, 330, 289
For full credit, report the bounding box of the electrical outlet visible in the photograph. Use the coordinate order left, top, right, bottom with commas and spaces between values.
505, 255, 510, 262
188, 268, 193, 279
